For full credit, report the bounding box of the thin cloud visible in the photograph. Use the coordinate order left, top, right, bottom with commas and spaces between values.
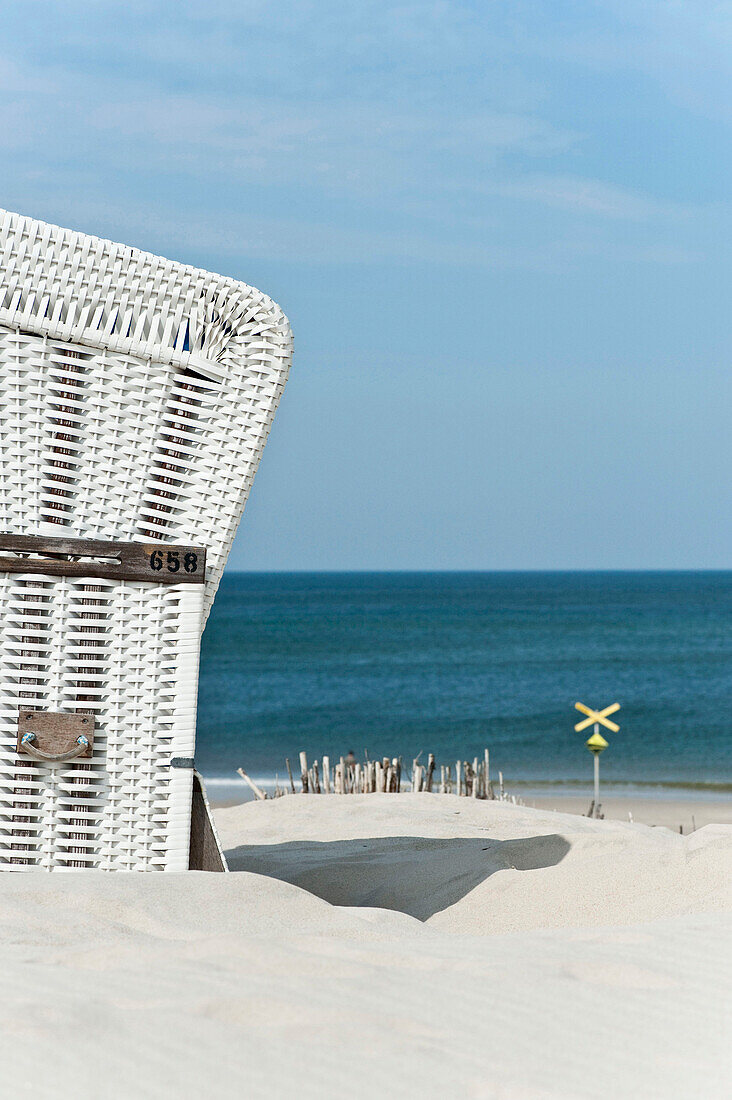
1, 0, 726, 275
492, 176, 694, 221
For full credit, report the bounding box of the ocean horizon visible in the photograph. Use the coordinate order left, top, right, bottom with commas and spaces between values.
197, 570, 731, 798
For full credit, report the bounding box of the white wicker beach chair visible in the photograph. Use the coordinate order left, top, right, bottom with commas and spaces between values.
0, 208, 292, 870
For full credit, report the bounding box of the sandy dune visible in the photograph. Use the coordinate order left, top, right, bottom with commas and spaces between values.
219, 794, 730, 933
0, 794, 728, 1098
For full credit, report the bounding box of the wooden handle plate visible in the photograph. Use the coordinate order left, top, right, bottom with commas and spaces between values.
17, 710, 95, 758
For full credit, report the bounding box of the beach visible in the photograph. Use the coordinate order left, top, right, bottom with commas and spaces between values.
2, 3, 728, 1098
526, 792, 732, 832
1, 793, 729, 1098
211, 780, 732, 832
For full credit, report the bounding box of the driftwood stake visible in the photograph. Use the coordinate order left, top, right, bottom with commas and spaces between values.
300, 751, 309, 794
426, 753, 435, 792
237, 768, 267, 800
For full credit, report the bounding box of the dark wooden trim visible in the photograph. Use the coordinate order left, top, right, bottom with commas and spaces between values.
189, 772, 227, 871
0, 534, 206, 584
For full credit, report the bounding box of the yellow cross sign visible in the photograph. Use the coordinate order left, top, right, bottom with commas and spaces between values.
574, 701, 620, 733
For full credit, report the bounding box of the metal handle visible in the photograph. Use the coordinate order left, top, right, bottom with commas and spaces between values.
20, 732, 90, 763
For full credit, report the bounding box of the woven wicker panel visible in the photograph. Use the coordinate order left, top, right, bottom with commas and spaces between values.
0, 577, 200, 870
0, 209, 292, 870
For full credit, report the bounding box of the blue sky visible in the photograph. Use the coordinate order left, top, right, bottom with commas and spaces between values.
2, 1, 730, 568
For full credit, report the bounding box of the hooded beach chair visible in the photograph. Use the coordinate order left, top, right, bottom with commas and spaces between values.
0, 208, 292, 870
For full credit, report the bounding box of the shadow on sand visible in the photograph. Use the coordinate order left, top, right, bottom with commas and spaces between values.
225, 834, 571, 920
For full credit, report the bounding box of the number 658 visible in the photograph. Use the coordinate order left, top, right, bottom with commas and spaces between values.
149, 549, 198, 574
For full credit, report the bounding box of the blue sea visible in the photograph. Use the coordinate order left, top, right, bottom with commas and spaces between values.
197, 572, 731, 798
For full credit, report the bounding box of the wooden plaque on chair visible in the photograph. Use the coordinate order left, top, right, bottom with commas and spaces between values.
0, 535, 206, 584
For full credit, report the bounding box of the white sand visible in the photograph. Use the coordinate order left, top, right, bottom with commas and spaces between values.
0, 794, 729, 1099
527, 793, 732, 832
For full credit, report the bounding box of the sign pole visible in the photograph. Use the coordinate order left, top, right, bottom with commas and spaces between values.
593, 724, 600, 815
574, 702, 618, 821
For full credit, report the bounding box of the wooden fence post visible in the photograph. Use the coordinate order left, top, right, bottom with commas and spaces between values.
426, 753, 435, 792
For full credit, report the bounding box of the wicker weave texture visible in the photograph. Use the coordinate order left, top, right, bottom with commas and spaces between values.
0, 209, 292, 870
